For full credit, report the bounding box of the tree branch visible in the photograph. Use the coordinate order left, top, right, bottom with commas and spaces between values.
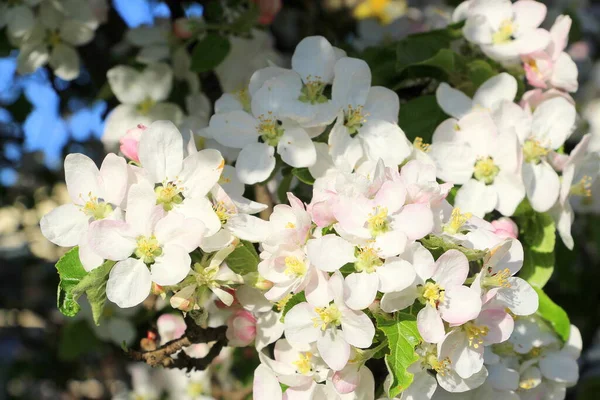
126, 315, 227, 370
255, 184, 274, 220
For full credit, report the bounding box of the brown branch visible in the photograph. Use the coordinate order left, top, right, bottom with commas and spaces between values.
126, 315, 227, 370
255, 184, 274, 220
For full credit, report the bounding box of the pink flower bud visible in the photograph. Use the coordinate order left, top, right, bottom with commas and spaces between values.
491, 217, 519, 240
226, 309, 257, 347
253, 0, 282, 25
119, 124, 146, 163
173, 18, 194, 39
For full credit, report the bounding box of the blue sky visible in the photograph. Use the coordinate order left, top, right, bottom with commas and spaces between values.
0, 0, 203, 185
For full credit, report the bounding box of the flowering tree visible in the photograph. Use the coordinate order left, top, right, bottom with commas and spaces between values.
3, 0, 596, 398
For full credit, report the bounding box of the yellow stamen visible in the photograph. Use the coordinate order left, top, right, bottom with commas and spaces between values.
355, 247, 383, 273
135, 235, 162, 264
464, 322, 489, 349
523, 139, 550, 164
275, 293, 293, 311
257, 112, 284, 146
419, 282, 445, 308
284, 256, 307, 277
492, 20, 515, 44
312, 304, 342, 330
293, 352, 313, 375
137, 97, 156, 115
426, 354, 451, 376
367, 207, 389, 236
443, 208, 472, 235
298, 76, 328, 104
482, 268, 512, 288
213, 201, 231, 223
473, 156, 500, 184
413, 137, 430, 152
571, 175, 592, 197
155, 182, 184, 211
344, 104, 368, 134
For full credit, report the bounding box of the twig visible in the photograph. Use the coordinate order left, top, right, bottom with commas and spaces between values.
255, 184, 274, 220
126, 315, 226, 370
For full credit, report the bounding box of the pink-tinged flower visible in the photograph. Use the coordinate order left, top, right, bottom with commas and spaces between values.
226, 309, 257, 347
119, 124, 147, 163
283, 272, 375, 371
254, 0, 282, 25
157, 313, 187, 343
173, 17, 194, 39
520, 88, 575, 111
439, 308, 514, 379
469, 239, 538, 316
522, 15, 578, 92
491, 217, 518, 239
263, 193, 312, 251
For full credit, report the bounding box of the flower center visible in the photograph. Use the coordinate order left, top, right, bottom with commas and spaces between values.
213, 201, 232, 223
482, 267, 511, 288
293, 352, 313, 375
571, 176, 592, 197
257, 113, 284, 146
419, 282, 445, 308
187, 382, 205, 397
344, 105, 367, 135
473, 156, 500, 184
426, 353, 451, 376
298, 77, 328, 104
47, 30, 61, 47
284, 256, 307, 277
137, 97, 156, 115
519, 378, 537, 390
313, 304, 342, 330
464, 322, 489, 349
80, 194, 113, 220
155, 182, 184, 211
194, 264, 220, 288
443, 207, 472, 235
135, 235, 162, 264
355, 247, 383, 273
523, 139, 549, 164
492, 19, 516, 44
367, 207, 389, 236
413, 137, 430, 152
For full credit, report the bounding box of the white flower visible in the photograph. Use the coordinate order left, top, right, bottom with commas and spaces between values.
284, 271, 375, 371
455, 0, 550, 63
16, 0, 100, 80
102, 64, 183, 146
429, 109, 525, 217
89, 190, 206, 307
40, 153, 128, 271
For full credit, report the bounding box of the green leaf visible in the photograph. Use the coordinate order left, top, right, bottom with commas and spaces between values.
73, 260, 115, 325
517, 211, 556, 289
58, 320, 101, 361
55, 247, 87, 317
534, 287, 570, 342
225, 240, 260, 275
190, 33, 231, 73
396, 30, 455, 72
376, 313, 421, 397
398, 95, 447, 143
281, 292, 306, 320
291, 167, 315, 185
420, 235, 488, 261
398, 49, 467, 82
278, 168, 293, 203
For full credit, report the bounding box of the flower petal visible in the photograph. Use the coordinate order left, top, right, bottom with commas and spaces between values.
106, 258, 152, 308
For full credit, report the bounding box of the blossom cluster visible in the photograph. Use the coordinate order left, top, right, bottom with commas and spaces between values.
40, 120, 268, 308
243, 158, 541, 399
2, 0, 107, 81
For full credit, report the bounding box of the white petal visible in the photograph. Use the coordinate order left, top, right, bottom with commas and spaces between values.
454, 179, 497, 218
141, 63, 173, 102
343, 272, 379, 310
472, 73, 517, 111
523, 161, 560, 213
102, 104, 151, 145
332, 57, 371, 108
154, 212, 205, 252
99, 153, 128, 206
284, 303, 320, 345
377, 258, 416, 293
88, 220, 137, 261
236, 142, 276, 184
150, 244, 191, 286
318, 330, 350, 371
138, 120, 183, 183
359, 119, 412, 167
436, 366, 488, 393
253, 365, 283, 400
59, 19, 95, 46
209, 110, 259, 149
436, 83, 473, 119
417, 304, 445, 344
292, 36, 336, 83
429, 142, 477, 185
106, 258, 152, 308
40, 204, 89, 247
439, 286, 482, 325
176, 197, 221, 236
495, 277, 538, 316
493, 172, 525, 217
393, 203, 434, 241
226, 214, 272, 242
307, 235, 356, 272
106, 66, 146, 105
49, 43, 79, 81
441, 330, 483, 379
539, 353, 578, 384
17, 43, 50, 75
64, 153, 101, 204
341, 308, 375, 348
277, 124, 317, 168
531, 97, 576, 149
380, 286, 419, 313
364, 86, 399, 123
180, 148, 224, 199
78, 234, 104, 272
